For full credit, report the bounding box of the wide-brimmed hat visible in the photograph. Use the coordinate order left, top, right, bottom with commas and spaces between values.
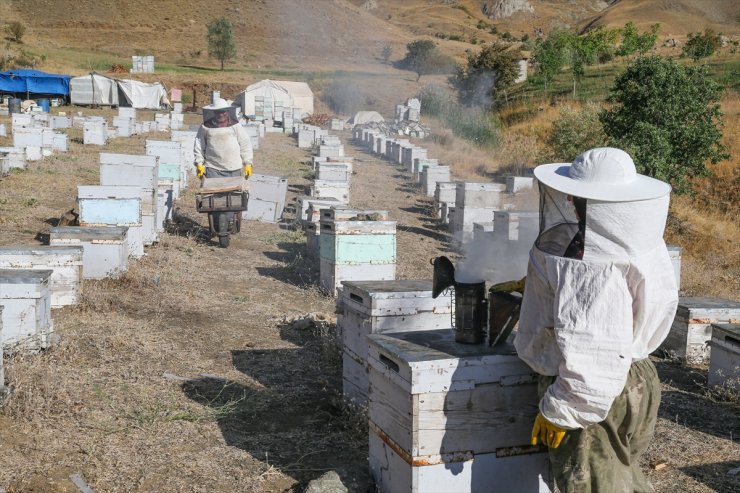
533, 147, 671, 202
203, 98, 230, 111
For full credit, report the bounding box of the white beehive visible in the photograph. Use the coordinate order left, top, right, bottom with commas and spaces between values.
317, 163, 351, 182
402, 147, 428, 172
338, 280, 452, 405
413, 158, 438, 183
505, 176, 535, 193
422, 166, 451, 197
454, 182, 506, 242
49, 227, 129, 279
434, 182, 457, 220
473, 221, 494, 243
661, 297, 740, 363
318, 144, 344, 158
13, 127, 44, 148
146, 140, 184, 198
0, 246, 83, 307
0, 147, 26, 172
99, 153, 159, 245
319, 219, 396, 296
708, 323, 740, 391
311, 179, 350, 204
0, 269, 53, 351
493, 211, 539, 243
243, 174, 289, 223
83, 121, 108, 145
77, 185, 144, 258
368, 330, 551, 493
296, 196, 341, 224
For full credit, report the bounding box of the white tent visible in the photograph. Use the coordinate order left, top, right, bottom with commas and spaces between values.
69, 73, 119, 106
69, 75, 169, 109
273, 80, 314, 116
117, 79, 170, 109
350, 110, 384, 125
236, 79, 292, 117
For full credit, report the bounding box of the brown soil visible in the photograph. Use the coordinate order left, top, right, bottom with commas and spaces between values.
0, 107, 738, 492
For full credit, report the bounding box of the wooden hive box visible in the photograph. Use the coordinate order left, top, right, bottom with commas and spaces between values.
422, 166, 451, 197
0, 246, 83, 307
367, 330, 550, 493
339, 280, 452, 406
493, 211, 539, 242
100, 153, 159, 245
708, 323, 740, 390
243, 174, 289, 223
660, 297, 740, 363
317, 163, 351, 183
296, 196, 340, 224
77, 185, 144, 258
0, 269, 53, 351
319, 220, 396, 296
49, 227, 129, 280
82, 121, 108, 145
311, 179, 350, 204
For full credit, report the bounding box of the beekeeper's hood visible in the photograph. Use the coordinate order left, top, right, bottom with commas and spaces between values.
202, 98, 238, 127
515, 147, 678, 430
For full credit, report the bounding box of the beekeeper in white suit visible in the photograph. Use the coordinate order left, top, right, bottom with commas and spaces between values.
515, 147, 678, 493
194, 98, 253, 180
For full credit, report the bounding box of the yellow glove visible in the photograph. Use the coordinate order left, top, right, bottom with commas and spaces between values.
196, 163, 206, 179
531, 412, 567, 449
243, 162, 253, 179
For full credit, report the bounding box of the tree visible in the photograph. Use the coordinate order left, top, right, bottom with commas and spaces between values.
454, 42, 521, 108
399, 39, 454, 81
532, 31, 568, 89
207, 17, 236, 70
616, 22, 659, 57
682, 28, 722, 61
381, 44, 393, 64
600, 56, 729, 193
565, 26, 619, 96
5, 21, 25, 43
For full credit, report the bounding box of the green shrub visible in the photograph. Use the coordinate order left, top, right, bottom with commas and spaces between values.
5, 21, 25, 43
548, 103, 607, 162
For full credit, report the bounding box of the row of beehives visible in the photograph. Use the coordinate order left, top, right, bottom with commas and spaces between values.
0, 112, 71, 173
291, 125, 400, 296
79, 106, 187, 145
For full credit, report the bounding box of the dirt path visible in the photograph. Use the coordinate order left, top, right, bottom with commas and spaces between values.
0, 119, 738, 492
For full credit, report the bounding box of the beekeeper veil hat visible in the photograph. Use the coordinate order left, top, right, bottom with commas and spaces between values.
534, 147, 670, 202
202, 97, 238, 126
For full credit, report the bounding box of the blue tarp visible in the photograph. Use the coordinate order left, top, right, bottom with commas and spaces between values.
0, 69, 72, 96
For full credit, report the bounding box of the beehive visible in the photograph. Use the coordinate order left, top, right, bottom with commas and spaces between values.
243, 174, 289, 223
319, 219, 396, 296
339, 280, 452, 405
661, 297, 740, 362
0, 269, 53, 351
0, 246, 83, 307
317, 163, 351, 183
49, 227, 129, 279
422, 166, 451, 197
434, 182, 457, 220
311, 179, 350, 204
454, 182, 506, 242
77, 185, 144, 258
708, 324, 740, 391
368, 330, 551, 493
83, 121, 108, 145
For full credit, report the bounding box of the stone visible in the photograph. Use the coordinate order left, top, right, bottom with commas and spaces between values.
304, 471, 348, 493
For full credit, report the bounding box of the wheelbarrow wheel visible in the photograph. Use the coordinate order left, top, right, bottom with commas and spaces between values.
217, 213, 230, 248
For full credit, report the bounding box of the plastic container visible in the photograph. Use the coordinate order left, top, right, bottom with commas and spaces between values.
36, 98, 50, 113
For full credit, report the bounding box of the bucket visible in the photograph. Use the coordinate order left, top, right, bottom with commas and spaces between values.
8, 98, 21, 114
37, 98, 50, 113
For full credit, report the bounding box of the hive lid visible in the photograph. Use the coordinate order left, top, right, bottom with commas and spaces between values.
0, 269, 53, 283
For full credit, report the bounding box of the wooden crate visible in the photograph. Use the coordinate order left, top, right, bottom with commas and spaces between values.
367, 330, 549, 493
0, 269, 53, 351
77, 185, 144, 258
0, 246, 83, 307
708, 323, 740, 390
660, 297, 740, 362
49, 227, 129, 279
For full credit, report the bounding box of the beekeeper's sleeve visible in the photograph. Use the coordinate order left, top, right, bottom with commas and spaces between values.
235, 124, 253, 164
539, 257, 634, 430
194, 126, 206, 165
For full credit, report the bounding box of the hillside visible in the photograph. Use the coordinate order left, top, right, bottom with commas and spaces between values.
2, 0, 738, 78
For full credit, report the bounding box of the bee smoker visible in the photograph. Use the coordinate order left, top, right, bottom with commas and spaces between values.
431, 256, 487, 344
432, 256, 525, 346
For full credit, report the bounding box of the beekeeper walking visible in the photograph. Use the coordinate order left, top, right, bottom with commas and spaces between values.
194, 98, 253, 180
515, 147, 678, 493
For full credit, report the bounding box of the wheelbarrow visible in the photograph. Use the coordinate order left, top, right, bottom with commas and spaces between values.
195, 176, 249, 248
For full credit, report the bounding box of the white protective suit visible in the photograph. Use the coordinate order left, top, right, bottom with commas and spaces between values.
194, 100, 253, 173
514, 147, 679, 430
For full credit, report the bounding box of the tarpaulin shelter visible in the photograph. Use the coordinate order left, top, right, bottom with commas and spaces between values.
70, 73, 119, 106
235, 79, 292, 117
350, 110, 384, 125
68, 73, 169, 109
273, 80, 314, 116
0, 69, 71, 98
